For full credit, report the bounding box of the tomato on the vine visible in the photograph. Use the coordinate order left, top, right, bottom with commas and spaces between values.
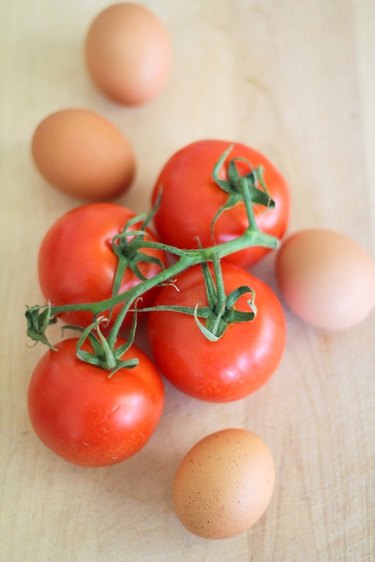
38, 203, 166, 327
28, 338, 164, 466
152, 140, 289, 268
147, 263, 286, 402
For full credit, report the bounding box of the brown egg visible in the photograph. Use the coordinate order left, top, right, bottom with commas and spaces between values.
31, 108, 135, 200
172, 429, 275, 539
275, 228, 375, 329
85, 3, 171, 105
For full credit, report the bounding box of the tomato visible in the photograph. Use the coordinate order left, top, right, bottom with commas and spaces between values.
147, 263, 286, 402
152, 140, 289, 268
28, 338, 164, 466
38, 203, 165, 327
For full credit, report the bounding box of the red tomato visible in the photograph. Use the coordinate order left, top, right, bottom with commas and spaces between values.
147, 263, 286, 402
152, 140, 289, 268
38, 203, 165, 327
28, 338, 164, 466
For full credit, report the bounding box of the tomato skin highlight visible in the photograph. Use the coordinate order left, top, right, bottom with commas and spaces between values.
147, 264, 286, 402
38, 203, 165, 327
28, 339, 164, 467
152, 140, 290, 268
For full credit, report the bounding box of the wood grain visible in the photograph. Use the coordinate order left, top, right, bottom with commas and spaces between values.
0, 1, 374, 561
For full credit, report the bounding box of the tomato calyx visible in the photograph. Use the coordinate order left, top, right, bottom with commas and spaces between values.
111, 198, 164, 290
63, 314, 139, 376
134, 256, 257, 342
211, 145, 275, 241
26, 303, 57, 350
194, 256, 256, 341
26, 296, 141, 376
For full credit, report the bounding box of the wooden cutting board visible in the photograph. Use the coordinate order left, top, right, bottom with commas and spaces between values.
1, 1, 374, 560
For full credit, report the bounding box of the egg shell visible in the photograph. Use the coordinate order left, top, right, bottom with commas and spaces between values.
85, 3, 171, 105
31, 108, 135, 200
172, 428, 275, 539
275, 228, 375, 329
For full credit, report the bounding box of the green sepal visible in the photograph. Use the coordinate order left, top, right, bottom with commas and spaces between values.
210, 192, 243, 242
193, 304, 220, 342
224, 285, 256, 323
114, 301, 138, 356
136, 251, 164, 268
141, 189, 163, 230
212, 145, 235, 193
224, 309, 255, 323
108, 359, 139, 378
25, 304, 57, 350
76, 348, 105, 368
225, 285, 254, 309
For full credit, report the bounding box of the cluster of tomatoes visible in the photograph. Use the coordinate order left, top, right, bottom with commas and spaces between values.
28, 138, 290, 468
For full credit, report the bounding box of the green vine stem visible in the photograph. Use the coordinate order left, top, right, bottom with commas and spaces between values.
39, 228, 276, 318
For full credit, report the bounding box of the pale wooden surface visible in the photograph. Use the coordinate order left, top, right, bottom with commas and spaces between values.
1, 1, 374, 561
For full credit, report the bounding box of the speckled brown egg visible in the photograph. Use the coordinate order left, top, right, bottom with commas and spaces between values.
172, 428, 275, 539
